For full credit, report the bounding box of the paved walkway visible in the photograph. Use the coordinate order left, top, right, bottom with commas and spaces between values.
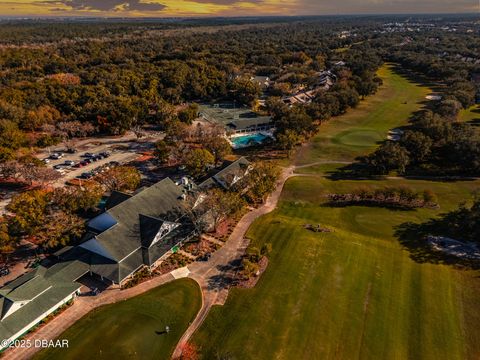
171, 166, 294, 358
2, 166, 295, 360
2, 272, 177, 360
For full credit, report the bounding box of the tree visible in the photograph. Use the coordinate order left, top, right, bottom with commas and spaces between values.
57, 121, 95, 139
184, 148, 215, 178
436, 99, 462, 120
275, 107, 315, 138
178, 103, 199, 124
7, 190, 49, 237
96, 166, 141, 192
0, 216, 15, 256
154, 140, 171, 164
400, 130, 433, 164
240, 161, 281, 204
0, 119, 27, 149
164, 119, 189, 144
364, 142, 410, 175
53, 184, 103, 213
21, 163, 61, 185
202, 188, 245, 230
0, 147, 15, 163
231, 77, 261, 106
36, 211, 84, 249
205, 137, 232, 164
21, 105, 61, 131
276, 130, 300, 157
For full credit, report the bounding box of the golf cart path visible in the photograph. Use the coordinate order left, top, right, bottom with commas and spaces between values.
2, 166, 294, 360
171, 165, 295, 358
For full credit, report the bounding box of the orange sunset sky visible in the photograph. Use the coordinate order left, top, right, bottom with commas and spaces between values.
0, 0, 477, 17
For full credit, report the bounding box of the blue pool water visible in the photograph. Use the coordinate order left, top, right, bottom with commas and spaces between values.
231, 133, 269, 149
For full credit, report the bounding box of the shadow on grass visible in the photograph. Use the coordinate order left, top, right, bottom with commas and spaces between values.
206, 258, 242, 291
326, 162, 479, 183
394, 217, 480, 270
322, 201, 416, 211
390, 64, 444, 92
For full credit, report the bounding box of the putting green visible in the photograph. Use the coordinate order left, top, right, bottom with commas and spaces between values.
34, 279, 201, 360
333, 129, 383, 147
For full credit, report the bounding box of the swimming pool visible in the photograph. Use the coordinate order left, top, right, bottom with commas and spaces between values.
230, 133, 270, 149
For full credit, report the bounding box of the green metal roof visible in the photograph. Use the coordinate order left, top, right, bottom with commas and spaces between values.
0, 261, 86, 344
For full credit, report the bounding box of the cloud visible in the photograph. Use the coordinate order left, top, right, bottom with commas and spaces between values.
296, 0, 476, 14
186, 0, 262, 5
43, 0, 166, 12
0, 0, 476, 16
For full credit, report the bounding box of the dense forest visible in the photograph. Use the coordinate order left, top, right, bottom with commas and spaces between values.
0, 15, 479, 252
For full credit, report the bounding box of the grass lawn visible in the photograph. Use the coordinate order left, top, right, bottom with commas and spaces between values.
458, 105, 480, 124
193, 64, 480, 359
193, 177, 480, 360
296, 64, 431, 167
35, 279, 201, 360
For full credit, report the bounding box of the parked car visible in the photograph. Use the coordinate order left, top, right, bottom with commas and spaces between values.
99, 151, 111, 158
83, 159, 92, 164
49, 152, 64, 160
0, 267, 10, 277
83, 152, 95, 158
79, 172, 93, 179
64, 160, 75, 166
53, 164, 65, 170
65, 148, 77, 154
42, 158, 50, 164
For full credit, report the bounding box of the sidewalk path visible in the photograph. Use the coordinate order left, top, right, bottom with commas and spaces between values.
172, 166, 294, 359
2, 166, 295, 360
2, 272, 176, 360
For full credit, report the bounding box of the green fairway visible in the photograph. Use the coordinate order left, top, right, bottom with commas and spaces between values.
193, 64, 480, 360
193, 177, 480, 360
296, 64, 431, 166
459, 105, 480, 124
35, 279, 201, 360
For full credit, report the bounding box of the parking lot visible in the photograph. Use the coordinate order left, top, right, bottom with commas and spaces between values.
43, 148, 140, 187
35, 130, 164, 187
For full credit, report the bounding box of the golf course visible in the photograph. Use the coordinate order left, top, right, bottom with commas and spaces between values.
192, 65, 480, 359
296, 64, 431, 166
34, 279, 201, 360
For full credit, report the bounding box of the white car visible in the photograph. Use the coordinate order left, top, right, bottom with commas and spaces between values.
43, 158, 50, 164
64, 160, 75, 166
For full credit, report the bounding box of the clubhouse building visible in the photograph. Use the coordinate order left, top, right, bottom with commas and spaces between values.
0, 157, 250, 350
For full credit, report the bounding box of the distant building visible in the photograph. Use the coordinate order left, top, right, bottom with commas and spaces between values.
251, 76, 271, 89
199, 157, 251, 190
282, 90, 316, 105
226, 117, 274, 134
199, 103, 274, 135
